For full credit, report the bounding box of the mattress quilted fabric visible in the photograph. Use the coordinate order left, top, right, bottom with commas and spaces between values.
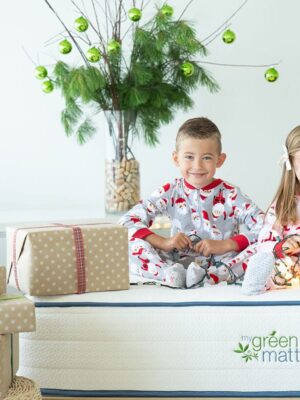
18, 284, 300, 396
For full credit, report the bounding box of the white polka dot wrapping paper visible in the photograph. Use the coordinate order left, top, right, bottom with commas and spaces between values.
6, 223, 130, 296
0, 267, 5, 296
0, 296, 36, 334
0, 334, 19, 400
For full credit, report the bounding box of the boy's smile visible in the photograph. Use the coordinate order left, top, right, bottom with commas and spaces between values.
173, 137, 226, 189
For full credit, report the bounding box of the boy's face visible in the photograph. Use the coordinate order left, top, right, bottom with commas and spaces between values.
172, 137, 226, 189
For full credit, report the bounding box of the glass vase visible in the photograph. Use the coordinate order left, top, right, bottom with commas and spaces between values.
104, 110, 140, 214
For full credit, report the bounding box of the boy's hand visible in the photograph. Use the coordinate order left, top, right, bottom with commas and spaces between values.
194, 239, 238, 257
162, 232, 193, 253
283, 235, 300, 255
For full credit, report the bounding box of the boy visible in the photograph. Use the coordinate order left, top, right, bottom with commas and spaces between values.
120, 117, 264, 288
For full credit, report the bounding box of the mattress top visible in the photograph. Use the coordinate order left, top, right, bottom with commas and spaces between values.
27, 281, 300, 307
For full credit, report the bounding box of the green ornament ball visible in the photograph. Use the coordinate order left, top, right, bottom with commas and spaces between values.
181, 62, 194, 77
74, 16, 89, 32
265, 67, 279, 83
107, 39, 121, 53
128, 7, 142, 22
160, 4, 174, 17
35, 65, 48, 80
59, 39, 72, 54
222, 29, 236, 44
42, 80, 54, 93
87, 47, 101, 62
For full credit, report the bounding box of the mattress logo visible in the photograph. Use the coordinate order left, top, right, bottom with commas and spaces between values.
234, 330, 300, 363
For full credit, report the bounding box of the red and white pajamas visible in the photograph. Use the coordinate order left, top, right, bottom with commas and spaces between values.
120, 178, 265, 286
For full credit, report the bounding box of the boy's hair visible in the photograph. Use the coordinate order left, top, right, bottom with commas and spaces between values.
274, 125, 300, 226
176, 117, 222, 153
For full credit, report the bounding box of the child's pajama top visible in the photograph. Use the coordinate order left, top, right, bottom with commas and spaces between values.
120, 178, 265, 285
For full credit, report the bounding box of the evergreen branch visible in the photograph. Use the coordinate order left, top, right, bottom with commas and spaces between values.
201, 0, 249, 44
76, 117, 96, 144
61, 100, 83, 136
43, 0, 89, 66
69, 0, 122, 111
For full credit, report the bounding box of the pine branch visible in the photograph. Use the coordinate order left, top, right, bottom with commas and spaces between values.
76, 117, 96, 144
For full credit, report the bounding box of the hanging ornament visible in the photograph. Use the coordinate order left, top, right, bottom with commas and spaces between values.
87, 47, 101, 62
181, 61, 194, 77
160, 4, 174, 17
128, 7, 142, 22
264, 67, 279, 82
107, 39, 121, 53
59, 39, 72, 54
74, 16, 89, 32
222, 29, 236, 44
34, 65, 48, 80
42, 80, 54, 93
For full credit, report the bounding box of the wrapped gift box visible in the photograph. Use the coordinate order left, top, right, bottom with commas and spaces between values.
7, 223, 129, 296
0, 296, 36, 334
0, 267, 5, 296
0, 334, 19, 400
0, 295, 35, 400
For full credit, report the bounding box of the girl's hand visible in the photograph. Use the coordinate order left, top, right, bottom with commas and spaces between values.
163, 233, 193, 253
194, 239, 238, 257
284, 235, 300, 255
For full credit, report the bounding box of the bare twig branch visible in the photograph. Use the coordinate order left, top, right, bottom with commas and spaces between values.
201, 0, 248, 44
43, 0, 89, 66
22, 46, 37, 66
204, 23, 232, 46
196, 60, 281, 68
178, 0, 194, 21
44, 30, 67, 45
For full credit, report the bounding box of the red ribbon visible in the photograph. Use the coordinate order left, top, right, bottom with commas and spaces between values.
11, 222, 110, 294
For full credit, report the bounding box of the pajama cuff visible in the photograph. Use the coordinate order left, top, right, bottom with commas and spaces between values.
132, 228, 155, 240
230, 234, 250, 251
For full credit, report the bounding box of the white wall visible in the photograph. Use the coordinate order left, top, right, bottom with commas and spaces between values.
1, 0, 299, 221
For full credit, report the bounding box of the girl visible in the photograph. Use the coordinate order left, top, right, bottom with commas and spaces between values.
242, 126, 300, 295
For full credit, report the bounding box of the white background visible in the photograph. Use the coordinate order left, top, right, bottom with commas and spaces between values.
1, 0, 299, 221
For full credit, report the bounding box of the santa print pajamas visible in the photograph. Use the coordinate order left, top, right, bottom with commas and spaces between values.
119, 178, 265, 286
256, 201, 300, 290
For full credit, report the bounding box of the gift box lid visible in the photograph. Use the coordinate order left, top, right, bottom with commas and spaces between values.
6, 220, 124, 268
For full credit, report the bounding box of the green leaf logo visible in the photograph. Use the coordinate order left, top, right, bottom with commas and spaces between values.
233, 342, 258, 362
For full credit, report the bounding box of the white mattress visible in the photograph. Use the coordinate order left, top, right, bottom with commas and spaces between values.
19, 283, 300, 397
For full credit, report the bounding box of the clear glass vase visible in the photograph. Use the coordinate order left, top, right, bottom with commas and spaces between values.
104, 110, 140, 214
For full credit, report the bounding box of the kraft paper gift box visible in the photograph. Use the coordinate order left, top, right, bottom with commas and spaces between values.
0, 267, 5, 296
0, 334, 19, 400
7, 223, 129, 296
0, 294, 35, 400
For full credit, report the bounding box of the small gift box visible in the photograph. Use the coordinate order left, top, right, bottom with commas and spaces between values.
0, 334, 19, 400
0, 294, 35, 400
0, 267, 5, 296
0, 295, 36, 334
7, 222, 129, 296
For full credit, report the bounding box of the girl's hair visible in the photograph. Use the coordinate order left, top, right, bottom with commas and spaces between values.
274, 125, 300, 226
